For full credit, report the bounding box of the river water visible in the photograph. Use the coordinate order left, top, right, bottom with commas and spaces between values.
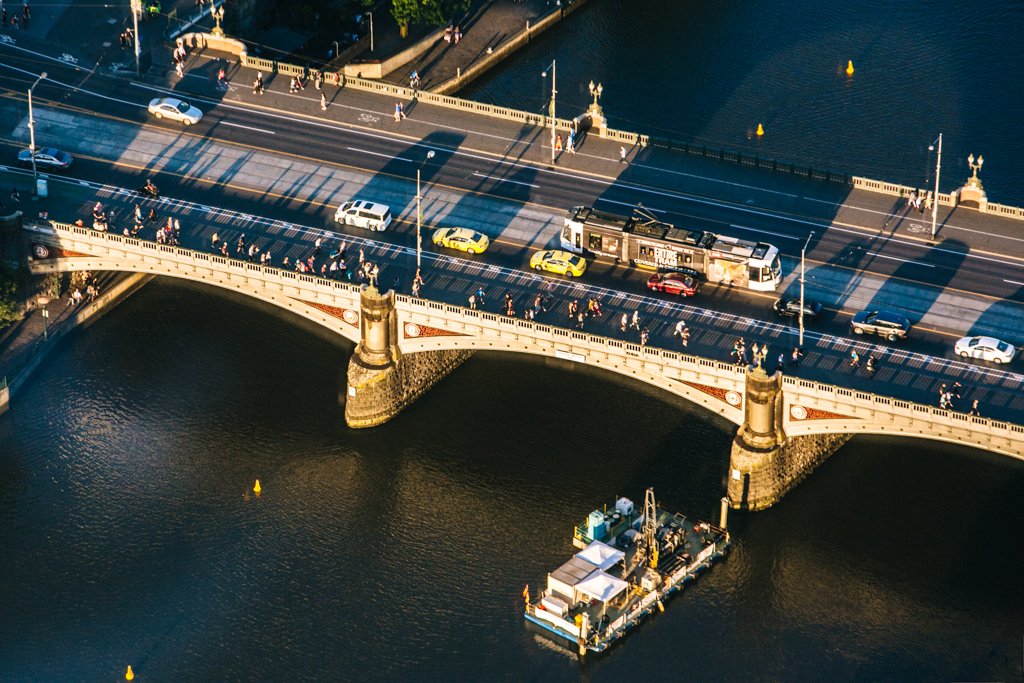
463, 0, 1024, 205
1, 281, 1022, 681
3, 1, 1024, 679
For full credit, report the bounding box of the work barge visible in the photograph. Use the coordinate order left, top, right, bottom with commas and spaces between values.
524, 488, 730, 654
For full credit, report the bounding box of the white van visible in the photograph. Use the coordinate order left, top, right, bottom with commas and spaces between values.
334, 199, 393, 231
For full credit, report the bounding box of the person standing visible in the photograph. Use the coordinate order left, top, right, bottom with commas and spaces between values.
790, 347, 802, 367
969, 399, 980, 416
619, 146, 627, 163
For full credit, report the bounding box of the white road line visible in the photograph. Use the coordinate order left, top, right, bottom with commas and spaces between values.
1004, 280, 1024, 286
221, 121, 275, 134
471, 172, 539, 188
867, 253, 935, 267
728, 224, 800, 240
347, 146, 411, 162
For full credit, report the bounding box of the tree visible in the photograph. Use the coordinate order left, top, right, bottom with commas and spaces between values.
0, 262, 21, 330
391, 0, 471, 32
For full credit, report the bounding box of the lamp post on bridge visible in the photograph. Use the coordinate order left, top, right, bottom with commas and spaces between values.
416, 150, 436, 271
36, 296, 50, 341
799, 231, 814, 348
28, 71, 48, 198
541, 60, 556, 165
928, 133, 942, 240
210, 0, 225, 37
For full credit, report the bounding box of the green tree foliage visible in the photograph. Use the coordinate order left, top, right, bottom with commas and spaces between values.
0, 262, 21, 330
391, 0, 471, 30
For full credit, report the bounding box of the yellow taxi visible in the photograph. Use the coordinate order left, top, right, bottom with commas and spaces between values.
529, 249, 587, 277
431, 227, 490, 254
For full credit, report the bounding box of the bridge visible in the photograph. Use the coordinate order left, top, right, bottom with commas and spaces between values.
25, 220, 1024, 510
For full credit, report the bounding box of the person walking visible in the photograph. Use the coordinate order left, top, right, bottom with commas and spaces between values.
850, 349, 860, 369
619, 146, 627, 163
314, 237, 323, 257
620, 313, 628, 333
790, 347, 802, 367
320, 92, 327, 111
640, 328, 650, 346
866, 354, 876, 378
969, 399, 980, 416
630, 309, 640, 331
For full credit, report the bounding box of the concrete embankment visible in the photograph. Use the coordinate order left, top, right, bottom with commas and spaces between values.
0, 272, 155, 415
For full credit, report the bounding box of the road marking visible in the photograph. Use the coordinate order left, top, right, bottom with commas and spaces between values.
728, 224, 800, 240
346, 146, 411, 162
221, 121, 275, 134
867, 253, 935, 267
471, 172, 539, 188
1004, 280, 1024, 286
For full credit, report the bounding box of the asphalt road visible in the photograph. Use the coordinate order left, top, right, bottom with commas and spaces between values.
1, 47, 1023, 307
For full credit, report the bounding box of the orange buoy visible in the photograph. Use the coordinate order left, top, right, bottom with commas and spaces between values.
756, 123, 764, 137
846, 60, 855, 76
125, 665, 135, 681
253, 479, 262, 495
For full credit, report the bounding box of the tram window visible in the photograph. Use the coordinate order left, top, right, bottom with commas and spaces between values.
588, 233, 603, 250
751, 266, 770, 282
639, 245, 649, 257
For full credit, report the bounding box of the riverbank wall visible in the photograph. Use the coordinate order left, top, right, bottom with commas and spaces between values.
0, 272, 155, 416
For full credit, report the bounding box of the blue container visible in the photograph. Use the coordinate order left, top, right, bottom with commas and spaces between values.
587, 510, 607, 540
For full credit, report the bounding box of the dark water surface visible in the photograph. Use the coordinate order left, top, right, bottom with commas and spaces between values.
463, 0, 1024, 205
1, 280, 1022, 681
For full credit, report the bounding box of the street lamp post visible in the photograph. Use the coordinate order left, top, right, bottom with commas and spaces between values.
131, 0, 141, 76
799, 230, 814, 348
929, 133, 942, 240
37, 296, 50, 341
28, 72, 48, 194
541, 60, 556, 165
416, 150, 436, 270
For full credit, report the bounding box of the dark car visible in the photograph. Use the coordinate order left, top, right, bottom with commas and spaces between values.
18, 147, 73, 171
850, 309, 911, 341
773, 297, 823, 320
647, 272, 700, 297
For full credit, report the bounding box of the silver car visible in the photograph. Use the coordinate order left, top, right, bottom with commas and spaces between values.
147, 97, 203, 125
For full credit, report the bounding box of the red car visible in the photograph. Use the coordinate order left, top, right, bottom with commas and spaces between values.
647, 272, 700, 297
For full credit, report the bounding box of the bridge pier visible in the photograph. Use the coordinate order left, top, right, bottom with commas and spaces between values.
343, 285, 472, 428
727, 366, 851, 510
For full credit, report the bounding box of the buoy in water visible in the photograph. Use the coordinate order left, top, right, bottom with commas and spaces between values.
125, 665, 135, 681
846, 60, 855, 76
756, 123, 764, 137
253, 479, 262, 495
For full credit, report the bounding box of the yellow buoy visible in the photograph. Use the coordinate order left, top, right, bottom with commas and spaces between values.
756, 123, 764, 137
253, 479, 262, 495
846, 60, 855, 76
125, 665, 135, 681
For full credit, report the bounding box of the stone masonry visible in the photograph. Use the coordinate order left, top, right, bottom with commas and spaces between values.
344, 285, 472, 428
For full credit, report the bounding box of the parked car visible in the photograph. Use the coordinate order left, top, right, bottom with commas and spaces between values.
773, 297, 823, 320
17, 147, 73, 170
147, 97, 203, 125
334, 200, 393, 231
529, 249, 587, 277
432, 227, 490, 254
850, 310, 911, 341
953, 335, 1016, 364
647, 272, 700, 297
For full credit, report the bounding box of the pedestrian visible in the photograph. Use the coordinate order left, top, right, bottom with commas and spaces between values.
220, 242, 229, 257
630, 309, 640, 330
620, 313, 628, 333
253, 72, 264, 95
850, 349, 860, 368
175, 60, 184, 78
119, 31, 126, 49
314, 72, 322, 90
468, 293, 477, 309
394, 102, 405, 122
640, 328, 650, 346
969, 399, 980, 416
673, 319, 686, 337
236, 234, 246, 255
555, 134, 563, 153
680, 327, 690, 348
619, 146, 627, 163
409, 69, 419, 90
777, 352, 785, 372
952, 381, 962, 399
566, 133, 576, 155
314, 237, 322, 257
320, 92, 327, 111
866, 354, 876, 378
790, 347, 802, 367
476, 286, 486, 308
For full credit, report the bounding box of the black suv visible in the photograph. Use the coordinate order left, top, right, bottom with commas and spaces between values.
850, 310, 910, 341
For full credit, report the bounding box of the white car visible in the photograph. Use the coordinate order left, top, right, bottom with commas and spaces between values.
954, 335, 1016, 364
147, 97, 203, 125
334, 200, 393, 231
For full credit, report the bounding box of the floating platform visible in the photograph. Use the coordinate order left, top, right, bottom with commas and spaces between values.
524, 488, 729, 654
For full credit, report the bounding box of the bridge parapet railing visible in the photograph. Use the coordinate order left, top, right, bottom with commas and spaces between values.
782, 374, 1021, 435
